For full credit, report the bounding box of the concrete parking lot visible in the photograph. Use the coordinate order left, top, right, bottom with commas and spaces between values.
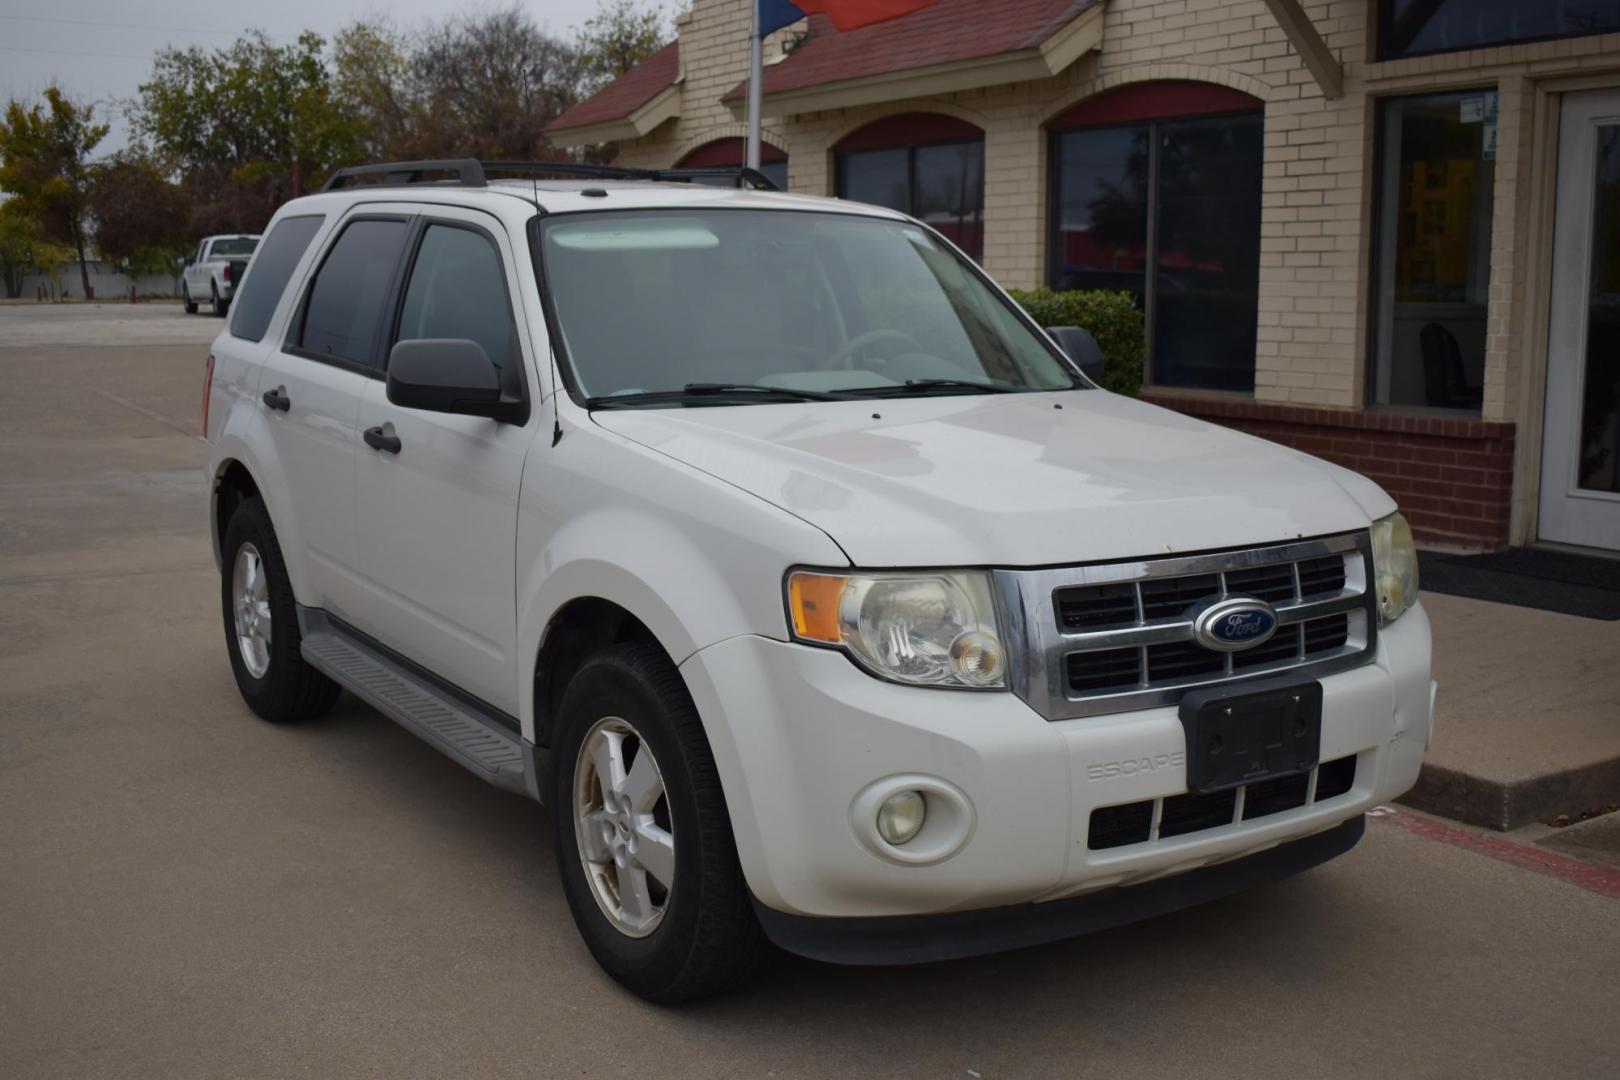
3, 303, 1618, 1079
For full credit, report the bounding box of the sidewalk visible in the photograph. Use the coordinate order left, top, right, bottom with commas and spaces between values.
1404, 591, 1620, 830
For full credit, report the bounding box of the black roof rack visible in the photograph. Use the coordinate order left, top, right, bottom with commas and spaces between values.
322, 159, 489, 191
322, 159, 780, 193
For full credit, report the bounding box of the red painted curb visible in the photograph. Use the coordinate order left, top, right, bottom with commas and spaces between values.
1372, 810, 1620, 900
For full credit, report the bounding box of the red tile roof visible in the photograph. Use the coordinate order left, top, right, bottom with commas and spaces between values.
722, 0, 1100, 102
546, 42, 680, 134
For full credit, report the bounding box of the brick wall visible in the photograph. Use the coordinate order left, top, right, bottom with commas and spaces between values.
1140, 393, 1516, 549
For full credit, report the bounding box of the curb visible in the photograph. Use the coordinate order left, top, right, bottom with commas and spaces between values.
1400, 756, 1620, 831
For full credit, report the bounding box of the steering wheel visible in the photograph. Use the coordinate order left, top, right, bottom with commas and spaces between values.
828, 329, 924, 371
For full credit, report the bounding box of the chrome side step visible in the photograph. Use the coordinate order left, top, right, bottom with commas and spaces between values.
297, 608, 540, 801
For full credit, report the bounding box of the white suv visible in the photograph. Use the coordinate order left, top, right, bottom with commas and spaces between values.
203, 160, 1434, 1002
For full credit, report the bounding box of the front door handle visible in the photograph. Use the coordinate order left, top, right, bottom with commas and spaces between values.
363, 423, 401, 455
262, 385, 291, 412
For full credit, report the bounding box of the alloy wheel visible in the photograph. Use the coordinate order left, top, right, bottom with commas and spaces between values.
573, 716, 675, 938
231, 542, 272, 678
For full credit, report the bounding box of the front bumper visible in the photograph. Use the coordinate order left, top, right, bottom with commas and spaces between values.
679, 600, 1432, 925
755, 816, 1365, 965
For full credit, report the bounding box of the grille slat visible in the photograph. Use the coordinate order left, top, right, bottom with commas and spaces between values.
1225, 562, 1298, 603
1145, 641, 1225, 682
1138, 574, 1222, 620
1232, 623, 1304, 670
1303, 614, 1350, 653
1066, 649, 1142, 692
1056, 582, 1138, 631
1297, 554, 1347, 596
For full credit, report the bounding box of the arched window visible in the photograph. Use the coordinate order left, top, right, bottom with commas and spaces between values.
677, 137, 788, 191
1048, 82, 1264, 392
835, 113, 985, 260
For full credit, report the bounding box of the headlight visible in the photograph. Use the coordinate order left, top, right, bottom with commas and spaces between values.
787, 569, 1007, 689
1370, 511, 1419, 625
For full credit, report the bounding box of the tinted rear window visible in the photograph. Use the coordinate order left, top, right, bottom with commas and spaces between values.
296, 218, 410, 366
211, 237, 258, 257
228, 216, 323, 343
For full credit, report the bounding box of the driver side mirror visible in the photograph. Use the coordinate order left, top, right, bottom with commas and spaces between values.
386, 339, 527, 424
1047, 326, 1106, 384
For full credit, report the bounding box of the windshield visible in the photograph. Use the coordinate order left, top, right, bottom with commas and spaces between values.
211, 237, 258, 257
539, 210, 1079, 403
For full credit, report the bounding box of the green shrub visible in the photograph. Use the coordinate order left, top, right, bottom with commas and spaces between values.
1008, 288, 1144, 396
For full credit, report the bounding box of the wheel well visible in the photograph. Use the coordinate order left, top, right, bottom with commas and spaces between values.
213, 461, 260, 560
533, 598, 661, 747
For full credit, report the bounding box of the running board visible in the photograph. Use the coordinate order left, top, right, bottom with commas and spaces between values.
297, 608, 541, 801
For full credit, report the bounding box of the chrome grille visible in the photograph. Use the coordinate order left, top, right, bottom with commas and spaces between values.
994, 532, 1376, 720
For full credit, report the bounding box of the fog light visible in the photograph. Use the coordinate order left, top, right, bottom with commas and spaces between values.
876, 790, 927, 845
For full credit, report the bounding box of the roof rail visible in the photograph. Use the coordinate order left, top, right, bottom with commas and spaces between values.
475, 160, 782, 192
323, 159, 487, 191
321, 159, 780, 193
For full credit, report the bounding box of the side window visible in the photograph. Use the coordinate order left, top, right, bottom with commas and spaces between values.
296, 218, 410, 366
228, 214, 324, 343
395, 224, 517, 368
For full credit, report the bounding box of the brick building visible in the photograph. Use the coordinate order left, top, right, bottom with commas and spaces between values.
547, 0, 1620, 554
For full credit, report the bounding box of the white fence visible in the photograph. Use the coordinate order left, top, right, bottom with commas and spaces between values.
14, 259, 181, 299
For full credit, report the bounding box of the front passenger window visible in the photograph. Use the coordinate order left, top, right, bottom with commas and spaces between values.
395, 224, 517, 368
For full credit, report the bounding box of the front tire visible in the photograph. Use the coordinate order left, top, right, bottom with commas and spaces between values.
220, 497, 340, 723
183, 283, 198, 314
552, 642, 769, 1002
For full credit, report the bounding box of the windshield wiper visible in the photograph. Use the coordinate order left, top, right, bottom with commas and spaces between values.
832, 378, 1032, 397
586, 383, 855, 408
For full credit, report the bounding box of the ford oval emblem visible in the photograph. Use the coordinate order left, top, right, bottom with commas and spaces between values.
1193, 597, 1280, 652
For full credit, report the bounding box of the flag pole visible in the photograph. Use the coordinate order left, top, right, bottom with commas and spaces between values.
746, 2, 764, 170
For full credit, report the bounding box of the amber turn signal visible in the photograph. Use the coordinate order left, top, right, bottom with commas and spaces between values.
787, 571, 848, 644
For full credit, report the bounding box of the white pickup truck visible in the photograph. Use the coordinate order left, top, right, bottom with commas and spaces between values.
182, 234, 259, 316
201, 160, 1434, 1003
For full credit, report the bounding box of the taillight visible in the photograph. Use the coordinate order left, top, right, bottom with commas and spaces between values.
201, 354, 215, 438
223, 263, 232, 283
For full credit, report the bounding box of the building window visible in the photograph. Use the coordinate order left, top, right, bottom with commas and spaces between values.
1379, 1, 1620, 60
1048, 83, 1264, 393
677, 137, 788, 191
835, 113, 984, 260
1369, 91, 1497, 413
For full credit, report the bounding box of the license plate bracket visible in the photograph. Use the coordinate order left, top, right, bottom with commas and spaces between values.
1178, 678, 1322, 795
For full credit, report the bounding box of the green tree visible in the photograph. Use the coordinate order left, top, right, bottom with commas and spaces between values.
576, 1, 669, 94
0, 87, 108, 298
332, 20, 415, 161
88, 150, 190, 283
135, 31, 361, 231
0, 200, 71, 298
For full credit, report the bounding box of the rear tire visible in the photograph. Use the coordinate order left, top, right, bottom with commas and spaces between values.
552, 642, 770, 1003
182, 284, 198, 314
210, 283, 227, 317
220, 497, 340, 723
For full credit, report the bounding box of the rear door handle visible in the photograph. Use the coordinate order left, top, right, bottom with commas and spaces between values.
363, 424, 401, 455
261, 385, 291, 412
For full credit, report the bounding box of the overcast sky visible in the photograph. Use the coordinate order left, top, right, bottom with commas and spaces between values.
0, 0, 610, 152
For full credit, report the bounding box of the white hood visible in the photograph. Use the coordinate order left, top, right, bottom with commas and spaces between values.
591, 390, 1394, 567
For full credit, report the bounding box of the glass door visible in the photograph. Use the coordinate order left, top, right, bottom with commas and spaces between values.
1540, 89, 1620, 551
